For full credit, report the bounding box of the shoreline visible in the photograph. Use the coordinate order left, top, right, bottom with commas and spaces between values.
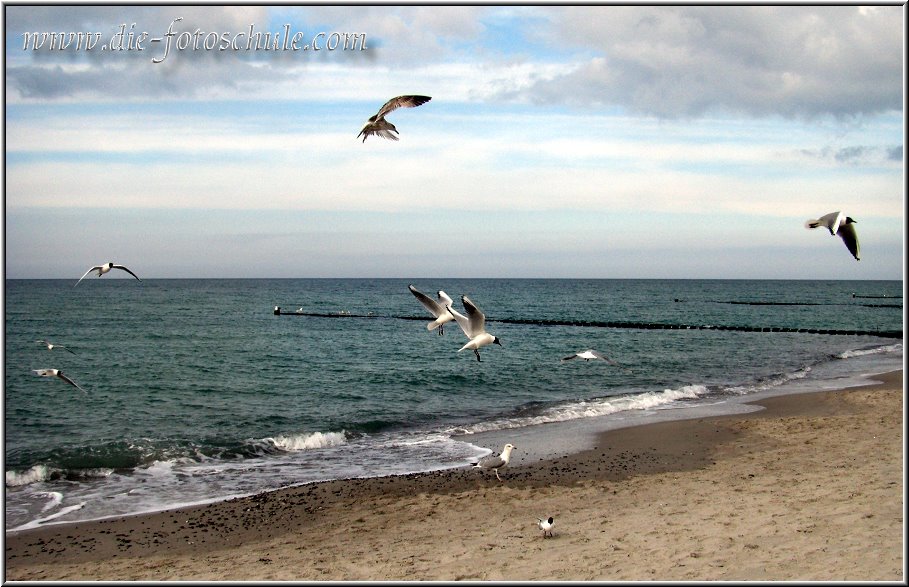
5, 370, 904, 580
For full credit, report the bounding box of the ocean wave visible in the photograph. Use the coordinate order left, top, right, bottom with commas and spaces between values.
722, 367, 812, 395
40, 491, 64, 512
837, 343, 902, 359
6, 464, 52, 487
5, 464, 114, 487
12, 502, 87, 531
262, 431, 348, 452
451, 384, 711, 435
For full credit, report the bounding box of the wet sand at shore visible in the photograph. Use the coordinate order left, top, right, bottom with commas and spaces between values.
4, 370, 903, 581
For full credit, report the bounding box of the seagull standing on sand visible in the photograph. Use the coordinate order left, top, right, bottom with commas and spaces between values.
805, 211, 860, 261
472, 443, 515, 481
537, 516, 554, 538
32, 369, 87, 393
75, 262, 141, 286
36, 340, 76, 355
358, 95, 431, 142
448, 295, 502, 362
408, 284, 454, 335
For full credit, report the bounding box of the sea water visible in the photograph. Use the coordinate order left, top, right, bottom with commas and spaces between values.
4, 278, 903, 530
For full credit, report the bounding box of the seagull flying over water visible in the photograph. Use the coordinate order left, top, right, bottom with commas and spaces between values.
32, 369, 87, 393
448, 295, 502, 362
537, 516, 554, 538
561, 349, 631, 372
562, 349, 615, 363
75, 262, 141, 286
472, 443, 515, 481
358, 95, 431, 142
805, 211, 860, 261
36, 340, 76, 355
408, 284, 454, 335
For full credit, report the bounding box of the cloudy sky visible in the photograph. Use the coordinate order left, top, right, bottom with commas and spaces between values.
3, 4, 905, 279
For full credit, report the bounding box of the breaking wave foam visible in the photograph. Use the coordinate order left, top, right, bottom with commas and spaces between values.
837, 343, 902, 359
264, 431, 348, 452
453, 384, 710, 435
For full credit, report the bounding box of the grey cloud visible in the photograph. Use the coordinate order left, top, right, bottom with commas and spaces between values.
799, 145, 900, 166
523, 6, 903, 119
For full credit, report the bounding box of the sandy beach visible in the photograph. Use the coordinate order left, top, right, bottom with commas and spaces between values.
4, 370, 903, 581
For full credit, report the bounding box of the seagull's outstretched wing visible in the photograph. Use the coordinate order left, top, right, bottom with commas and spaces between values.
375, 95, 431, 120
460, 295, 486, 336
409, 284, 448, 318
56, 371, 87, 394
838, 222, 860, 260
74, 266, 103, 287
112, 264, 141, 281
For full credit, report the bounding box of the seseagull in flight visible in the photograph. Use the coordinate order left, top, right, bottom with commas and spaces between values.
537, 516, 554, 538
805, 211, 860, 261
562, 349, 614, 362
408, 284, 454, 335
32, 369, 87, 393
561, 349, 632, 372
448, 295, 502, 362
36, 340, 76, 355
472, 443, 515, 481
75, 262, 142, 286
358, 95, 431, 142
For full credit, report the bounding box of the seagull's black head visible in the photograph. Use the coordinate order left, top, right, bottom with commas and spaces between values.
493, 337, 502, 346
845, 216, 857, 224
547, 517, 554, 524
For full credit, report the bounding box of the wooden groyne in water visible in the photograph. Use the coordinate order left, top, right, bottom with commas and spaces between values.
273, 307, 903, 339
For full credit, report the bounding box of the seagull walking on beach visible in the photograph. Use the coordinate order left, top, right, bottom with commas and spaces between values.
358, 95, 431, 142
36, 340, 76, 355
75, 262, 142, 286
31, 369, 87, 394
448, 295, 502, 362
537, 516, 554, 538
408, 284, 454, 335
805, 211, 860, 261
472, 443, 515, 481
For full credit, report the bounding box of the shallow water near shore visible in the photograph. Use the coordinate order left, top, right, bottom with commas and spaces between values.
4, 278, 903, 530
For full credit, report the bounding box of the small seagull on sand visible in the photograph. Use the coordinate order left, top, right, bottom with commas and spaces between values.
75, 262, 142, 286
537, 516, 554, 538
36, 340, 76, 355
448, 296, 502, 362
472, 443, 515, 481
408, 284, 454, 336
804, 211, 860, 261
32, 369, 87, 393
358, 95, 431, 142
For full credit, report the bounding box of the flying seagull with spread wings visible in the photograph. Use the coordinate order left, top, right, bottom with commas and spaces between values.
358, 95, 431, 142
408, 284, 454, 335
75, 262, 142, 286
32, 369, 87, 394
561, 349, 632, 372
36, 340, 77, 355
805, 211, 860, 261
448, 295, 502, 362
